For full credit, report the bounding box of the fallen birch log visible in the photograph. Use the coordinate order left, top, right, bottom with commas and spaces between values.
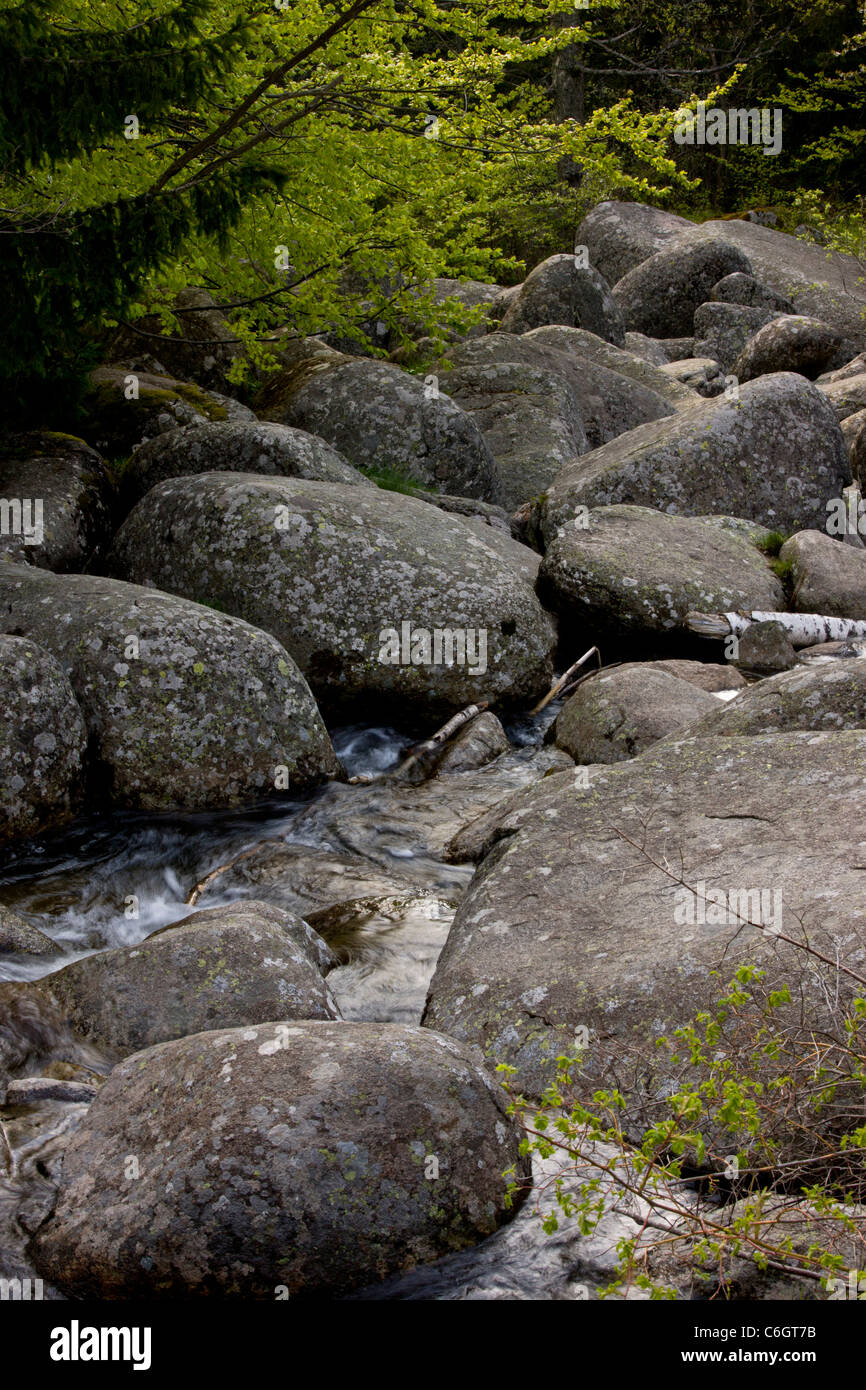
686, 610, 866, 647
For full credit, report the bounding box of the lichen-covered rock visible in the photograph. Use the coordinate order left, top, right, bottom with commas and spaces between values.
82, 367, 254, 456
820, 353, 866, 384
733, 315, 844, 382
851, 415, 866, 484
576, 201, 693, 287
499, 255, 625, 345
552, 663, 717, 763
538, 373, 849, 543
692, 302, 776, 371
108, 473, 556, 719
682, 660, 866, 738
255, 353, 502, 502
0, 904, 58, 956
422, 731, 866, 1095
0, 564, 339, 811
173, 900, 337, 974
710, 272, 796, 315
778, 530, 866, 620
622, 332, 672, 366
444, 332, 675, 456
659, 357, 726, 397
523, 326, 695, 406
818, 372, 866, 421
30, 1021, 529, 1297
612, 239, 753, 337
0, 635, 87, 842
538, 505, 784, 645
37, 902, 340, 1056
0, 432, 113, 572
436, 358, 587, 511
121, 421, 371, 513
454, 516, 542, 587
672, 219, 866, 359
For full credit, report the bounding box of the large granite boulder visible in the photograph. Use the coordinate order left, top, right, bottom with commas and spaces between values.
522, 326, 695, 406
81, 367, 254, 456
576, 201, 693, 287
691, 302, 776, 371
439, 357, 587, 510
120, 421, 371, 513
423, 731, 866, 1094
710, 272, 796, 315
444, 333, 675, 456
778, 530, 866, 619
0, 432, 114, 572
672, 219, 866, 359
108, 473, 556, 720
733, 315, 845, 383
255, 352, 502, 502
681, 660, 866, 737
612, 239, 753, 337
0, 564, 339, 810
30, 1021, 529, 1297
538, 505, 784, 646
0, 636, 87, 843
499, 254, 626, 345
818, 372, 866, 422
538, 373, 849, 543
36, 902, 340, 1056
552, 663, 718, 762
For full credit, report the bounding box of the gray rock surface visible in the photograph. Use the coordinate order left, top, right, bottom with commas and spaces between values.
576, 201, 693, 286
499, 255, 625, 345
256, 353, 503, 502
538, 505, 784, 643
710, 272, 796, 315
423, 731, 866, 1094
692, 302, 776, 371
31, 1021, 529, 1297
733, 315, 844, 382
0, 564, 338, 810
682, 659, 866, 737
37, 902, 340, 1056
0, 635, 87, 842
552, 663, 717, 762
612, 239, 753, 337
0, 433, 114, 571
121, 421, 371, 512
779, 530, 866, 619
82, 367, 254, 456
108, 473, 555, 719
538, 373, 849, 542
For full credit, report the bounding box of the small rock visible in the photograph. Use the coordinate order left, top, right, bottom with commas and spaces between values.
553, 664, 717, 763
734, 620, 798, 676
0, 905, 58, 956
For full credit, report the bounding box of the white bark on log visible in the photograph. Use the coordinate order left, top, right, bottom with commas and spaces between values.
686, 610, 866, 646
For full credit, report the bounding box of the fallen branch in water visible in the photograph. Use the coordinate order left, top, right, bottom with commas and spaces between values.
529, 647, 601, 715
388, 701, 489, 782
0, 1119, 14, 1177
686, 610, 866, 647
186, 838, 285, 907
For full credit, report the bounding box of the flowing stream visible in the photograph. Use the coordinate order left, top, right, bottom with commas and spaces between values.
1, 707, 639, 1299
